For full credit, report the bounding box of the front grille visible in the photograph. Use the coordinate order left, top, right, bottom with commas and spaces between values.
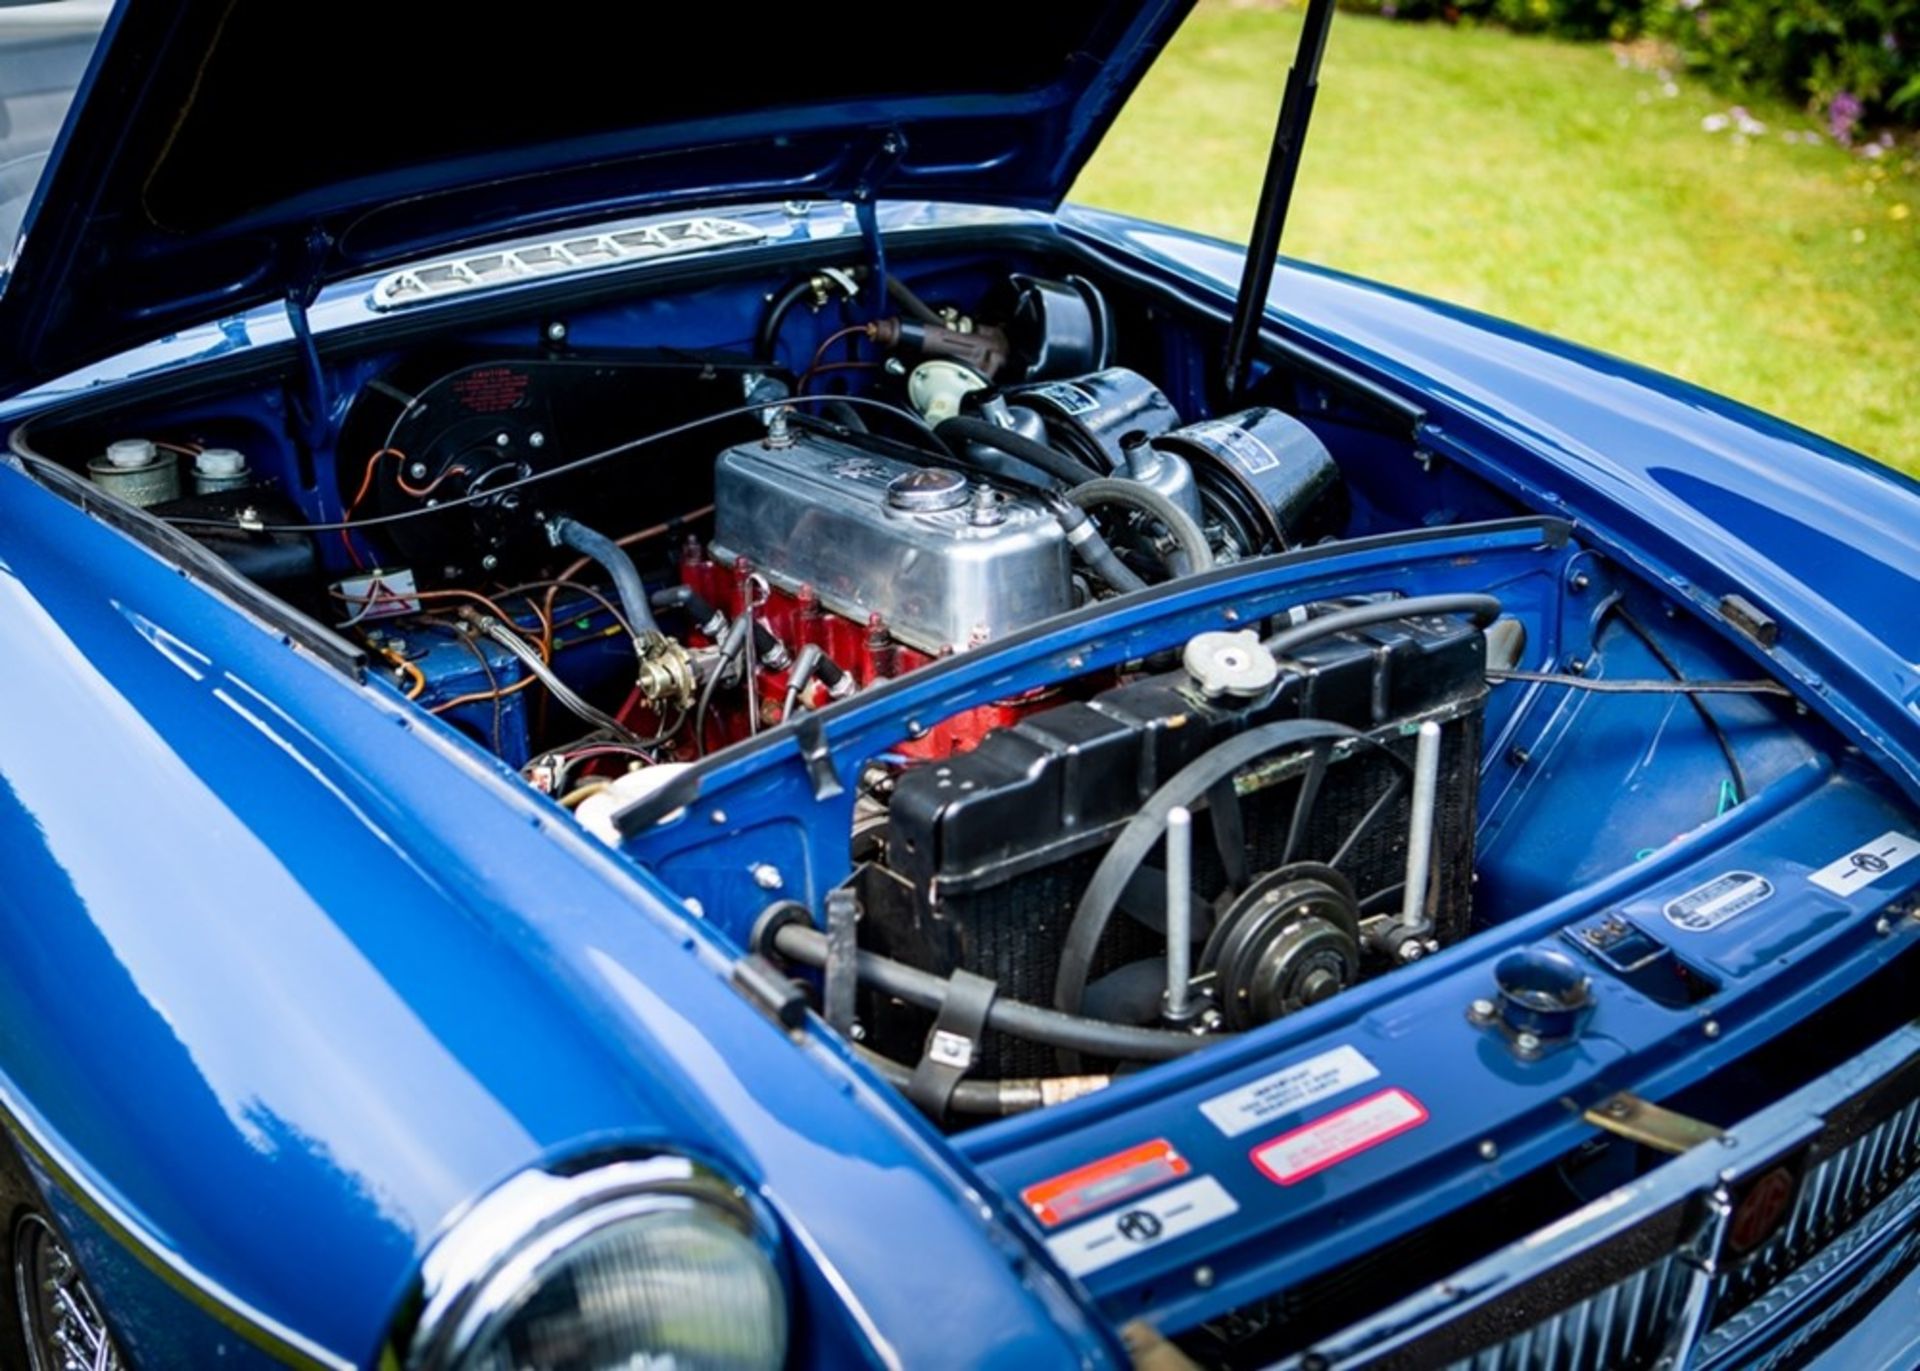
1444, 1254, 1693, 1371
1713, 1092, 1920, 1321
1279, 1021, 1920, 1371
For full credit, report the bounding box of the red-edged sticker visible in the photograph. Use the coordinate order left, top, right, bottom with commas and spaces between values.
1020, 1139, 1191, 1228
1249, 1088, 1428, 1186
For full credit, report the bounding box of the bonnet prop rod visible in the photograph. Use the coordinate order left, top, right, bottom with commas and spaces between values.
1221, 0, 1337, 401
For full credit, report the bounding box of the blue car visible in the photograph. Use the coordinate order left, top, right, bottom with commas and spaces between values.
0, 2, 1915, 1368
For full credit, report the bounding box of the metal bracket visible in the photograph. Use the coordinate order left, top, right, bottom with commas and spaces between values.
907, 968, 998, 1120
823, 888, 860, 1034
283, 226, 335, 455
1585, 1092, 1725, 1155
731, 954, 809, 1032
852, 130, 906, 320
793, 716, 845, 801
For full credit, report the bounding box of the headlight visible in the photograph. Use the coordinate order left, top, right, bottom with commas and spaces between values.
404, 1155, 789, 1371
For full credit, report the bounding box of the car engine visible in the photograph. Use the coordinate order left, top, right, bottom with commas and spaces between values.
38, 262, 1501, 1124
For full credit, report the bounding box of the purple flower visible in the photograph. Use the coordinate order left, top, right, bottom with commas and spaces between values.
1883, 31, 1901, 55
1828, 91, 1862, 145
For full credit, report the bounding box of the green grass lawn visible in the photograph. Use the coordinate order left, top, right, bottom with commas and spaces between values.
1075, 2, 1920, 475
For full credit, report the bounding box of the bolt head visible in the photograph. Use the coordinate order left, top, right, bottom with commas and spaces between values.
546, 321, 568, 342
1874, 917, 1893, 936
495, 431, 511, 448
1468, 997, 1496, 1022
1570, 571, 1592, 592
1193, 1265, 1215, 1289
1514, 1031, 1543, 1055
528, 431, 546, 449
1703, 1019, 1721, 1039
1478, 1139, 1499, 1160
407, 462, 429, 480
480, 554, 499, 572
751, 863, 783, 891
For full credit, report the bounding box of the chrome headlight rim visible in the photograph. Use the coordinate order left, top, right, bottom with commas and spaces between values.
401, 1152, 787, 1371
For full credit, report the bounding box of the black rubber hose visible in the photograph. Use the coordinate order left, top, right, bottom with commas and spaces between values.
819, 398, 868, 433
771, 923, 1220, 1061
1066, 477, 1215, 577
850, 1045, 1108, 1117
886, 277, 945, 327
1262, 593, 1503, 656
935, 416, 1103, 489
1051, 500, 1149, 595
756, 277, 818, 364
694, 614, 752, 757
650, 584, 726, 639
548, 516, 660, 637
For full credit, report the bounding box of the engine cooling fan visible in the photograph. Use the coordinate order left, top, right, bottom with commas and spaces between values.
1056, 718, 1423, 1034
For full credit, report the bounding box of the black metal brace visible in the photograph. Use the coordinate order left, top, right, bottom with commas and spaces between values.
823, 887, 860, 1035
907, 969, 999, 1120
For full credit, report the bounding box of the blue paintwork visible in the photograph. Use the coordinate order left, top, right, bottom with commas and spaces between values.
625, 506, 1918, 1336
0, 195, 1910, 1369
0, 447, 1118, 1367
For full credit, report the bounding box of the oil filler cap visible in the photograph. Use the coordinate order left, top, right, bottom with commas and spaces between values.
886, 467, 970, 512
1183, 629, 1280, 699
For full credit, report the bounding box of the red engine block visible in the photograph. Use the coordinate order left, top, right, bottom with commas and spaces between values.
645, 539, 1048, 759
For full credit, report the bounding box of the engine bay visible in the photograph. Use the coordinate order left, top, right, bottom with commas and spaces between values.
13, 235, 1852, 1141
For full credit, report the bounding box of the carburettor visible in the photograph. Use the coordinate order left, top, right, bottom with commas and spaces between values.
709, 430, 1073, 654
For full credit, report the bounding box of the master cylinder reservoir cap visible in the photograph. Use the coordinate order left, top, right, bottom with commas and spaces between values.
194, 447, 246, 478
1487, 947, 1594, 1052
1183, 629, 1280, 699
105, 438, 159, 469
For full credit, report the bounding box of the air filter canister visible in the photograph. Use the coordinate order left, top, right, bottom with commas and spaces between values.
1155, 408, 1348, 556
1011, 366, 1180, 474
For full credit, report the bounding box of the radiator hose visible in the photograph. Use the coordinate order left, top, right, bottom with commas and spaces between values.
1263, 593, 1502, 655
1066, 476, 1214, 578
547, 515, 661, 640
770, 922, 1223, 1062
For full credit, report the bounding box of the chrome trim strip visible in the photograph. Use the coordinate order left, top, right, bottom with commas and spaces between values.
370, 215, 768, 310
0, 1080, 354, 1371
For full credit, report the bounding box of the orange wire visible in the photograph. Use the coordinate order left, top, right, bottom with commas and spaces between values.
372, 648, 427, 700
428, 675, 537, 714
340, 447, 404, 569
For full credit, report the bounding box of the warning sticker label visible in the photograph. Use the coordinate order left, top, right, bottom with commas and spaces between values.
1809, 832, 1920, 897
1200, 1045, 1379, 1138
1044, 1176, 1239, 1278
1034, 381, 1099, 416
1020, 1140, 1190, 1229
1250, 1088, 1428, 1186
